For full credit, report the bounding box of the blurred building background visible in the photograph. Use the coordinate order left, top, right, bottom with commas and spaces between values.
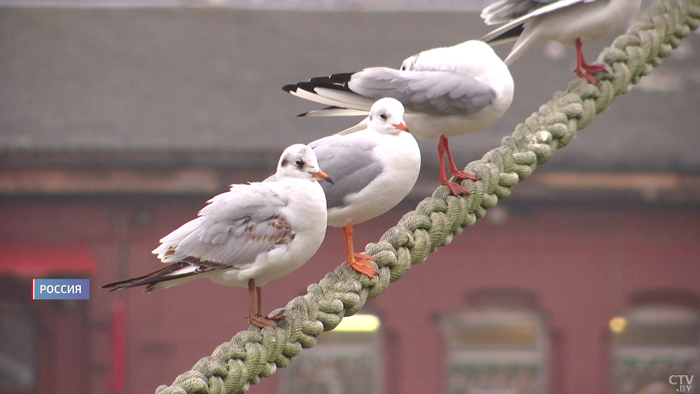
0, 1, 699, 394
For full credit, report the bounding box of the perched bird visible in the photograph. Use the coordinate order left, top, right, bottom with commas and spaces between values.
282, 40, 514, 196
267, 98, 420, 278
480, 0, 642, 84
102, 144, 332, 328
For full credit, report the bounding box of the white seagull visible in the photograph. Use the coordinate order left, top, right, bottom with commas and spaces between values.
480, 0, 642, 84
282, 40, 513, 196
102, 144, 332, 328
267, 98, 420, 278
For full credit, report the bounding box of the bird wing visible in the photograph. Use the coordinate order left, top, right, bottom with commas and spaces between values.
309, 135, 383, 209
481, 0, 592, 43
284, 67, 496, 117
299, 106, 370, 118
153, 182, 295, 267
349, 67, 497, 116
482, 0, 560, 25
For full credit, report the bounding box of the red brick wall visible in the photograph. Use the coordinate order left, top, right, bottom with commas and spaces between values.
1, 196, 698, 394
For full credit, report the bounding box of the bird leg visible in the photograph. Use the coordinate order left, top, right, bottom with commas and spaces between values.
574, 38, 608, 85
438, 136, 479, 196
247, 279, 279, 328
343, 223, 378, 278
257, 286, 285, 321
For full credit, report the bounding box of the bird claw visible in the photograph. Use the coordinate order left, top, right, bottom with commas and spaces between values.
349, 253, 378, 278
575, 63, 608, 85
584, 65, 609, 74
442, 180, 469, 196
576, 71, 600, 85
249, 315, 280, 328
451, 170, 481, 182
266, 309, 286, 321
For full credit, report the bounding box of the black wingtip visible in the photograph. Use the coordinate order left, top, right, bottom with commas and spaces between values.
283, 81, 321, 95
283, 72, 356, 95
101, 283, 126, 292
311, 72, 353, 85
308, 73, 353, 90
101, 281, 130, 292
100, 261, 196, 293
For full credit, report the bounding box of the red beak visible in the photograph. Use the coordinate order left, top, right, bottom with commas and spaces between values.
394, 122, 410, 133
312, 170, 334, 184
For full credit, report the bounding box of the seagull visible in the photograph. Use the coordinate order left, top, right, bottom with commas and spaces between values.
102, 144, 332, 328
267, 98, 420, 278
282, 40, 514, 196
480, 0, 642, 84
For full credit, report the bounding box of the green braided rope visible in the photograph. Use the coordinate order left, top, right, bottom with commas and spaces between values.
155, 1, 700, 392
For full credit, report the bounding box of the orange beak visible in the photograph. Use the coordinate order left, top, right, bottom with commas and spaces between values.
312, 170, 334, 184
394, 122, 410, 133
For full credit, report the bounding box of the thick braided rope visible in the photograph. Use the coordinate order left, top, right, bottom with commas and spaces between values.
156, 1, 700, 393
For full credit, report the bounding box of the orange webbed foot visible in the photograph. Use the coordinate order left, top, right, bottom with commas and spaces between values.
265, 310, 286, 321
575, 69, 600, 85
442, 180, 469, 196
349, 253, 378, 278
249, 315, 281, 328
450, 170, 481, 182
582, 63, 609, 75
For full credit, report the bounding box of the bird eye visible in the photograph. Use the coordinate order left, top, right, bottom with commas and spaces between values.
400, 66, 406, 71
295, 159, 304, 167
379, 114, 387, 120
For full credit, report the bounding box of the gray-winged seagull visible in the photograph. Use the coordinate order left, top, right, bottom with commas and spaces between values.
103, 144, 332, 328
480, 0, 642, 84
267, 98, 420, 278
282, 40, 513, 196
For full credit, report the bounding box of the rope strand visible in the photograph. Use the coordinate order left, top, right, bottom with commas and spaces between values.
156, 0, 700, 392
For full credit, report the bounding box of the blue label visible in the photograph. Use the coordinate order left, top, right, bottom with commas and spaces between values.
33, 279, 90, 300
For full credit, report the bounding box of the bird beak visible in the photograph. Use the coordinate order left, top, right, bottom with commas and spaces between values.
312, 170, 334, 184
394, 122, 410, 133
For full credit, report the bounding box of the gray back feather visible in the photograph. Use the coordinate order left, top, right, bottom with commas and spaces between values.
349, 67, 496, 116
309, 136, 383, 209
159, 183, 294, 267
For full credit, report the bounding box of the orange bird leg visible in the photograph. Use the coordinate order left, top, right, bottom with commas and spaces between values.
343, 223, 378, 278
437, 136, 479, 196
247, 279, 277, 328
574, 38, 608, 85
258, 286, 285, 321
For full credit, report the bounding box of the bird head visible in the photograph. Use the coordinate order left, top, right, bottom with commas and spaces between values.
276, 144, 333, 184
367, 97, 410, 135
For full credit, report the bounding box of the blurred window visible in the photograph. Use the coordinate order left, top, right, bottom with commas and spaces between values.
281, 314, 382, 394
610, 304, 700, 394
439, 289, 549, 394
0, 299, 36, 394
